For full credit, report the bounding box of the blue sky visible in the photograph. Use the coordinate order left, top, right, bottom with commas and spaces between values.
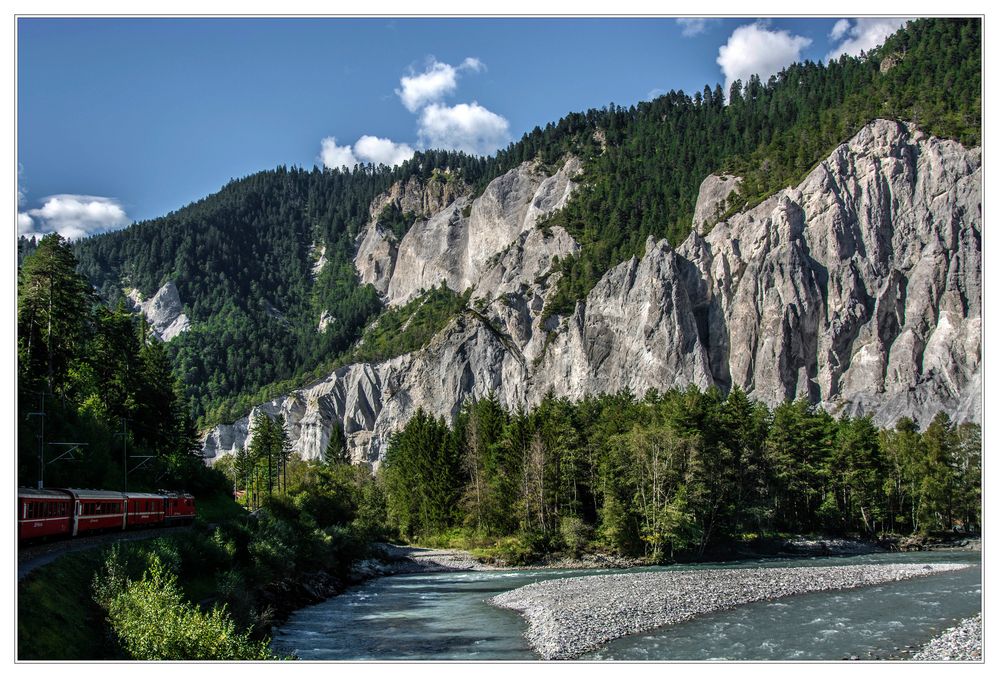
17, 17, 910, 237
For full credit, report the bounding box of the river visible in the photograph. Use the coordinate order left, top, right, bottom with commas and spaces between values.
272, 550, 981, 661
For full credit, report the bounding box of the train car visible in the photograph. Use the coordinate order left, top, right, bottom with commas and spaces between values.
162, 491, 196, 525
124, 492, 166, 529
65, 489, 127, 536
17, 488, 73, 541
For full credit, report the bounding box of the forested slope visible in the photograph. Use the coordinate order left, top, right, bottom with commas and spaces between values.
69, 18, 980, 430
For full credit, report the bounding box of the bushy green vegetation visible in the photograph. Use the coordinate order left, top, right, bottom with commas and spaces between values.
93, 550, 277, 660
346, 284, 470, 365
381, 389, 980, 563
19, 448, 388, 661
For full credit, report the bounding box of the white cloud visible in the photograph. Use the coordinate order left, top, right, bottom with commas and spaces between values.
676, 18, 713, 37
354, 135, 415, 167
319, 137, 359, 170
717, 23, 812, 97
320, 135, 415, 170
829, 19, 851, 41
826, 18, 909, 61
395, 57, 485, 112
460, 57, 484, 73
19, 194, 130, 240
418, 102, 510, 156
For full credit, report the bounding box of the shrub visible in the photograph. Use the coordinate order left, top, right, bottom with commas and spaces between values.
559, 515, 592, 557
94, 553, 279, 660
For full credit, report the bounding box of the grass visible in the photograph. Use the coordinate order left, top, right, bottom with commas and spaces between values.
18, 549, 115, 660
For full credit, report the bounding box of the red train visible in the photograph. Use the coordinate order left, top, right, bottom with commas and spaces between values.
17, 487, 195, 541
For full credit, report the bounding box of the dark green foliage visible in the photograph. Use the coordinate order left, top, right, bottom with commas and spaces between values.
381, 409, 464, 537
244, 412, 293, 506
322, 421, 349, 466
377, 203, 419, 241
18, 234, 39, 267
381, 387, 981, 562
16, 234, 215, 492
18, 233, 97, 398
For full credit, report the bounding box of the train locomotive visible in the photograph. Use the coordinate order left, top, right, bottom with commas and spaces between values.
17, 487, 195, 541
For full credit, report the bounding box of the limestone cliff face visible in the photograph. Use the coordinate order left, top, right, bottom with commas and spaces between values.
354, 173, 469, 295
354, 160, 580, 305
127, 281, 190, 341
202, 120, 980, 465
692, 174, 742, 234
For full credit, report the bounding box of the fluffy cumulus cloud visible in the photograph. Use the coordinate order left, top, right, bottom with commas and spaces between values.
396, 57, 485, 113
19, 194, 130, 241
717, 23, 812, 97
320, 135, 415, 170
354, 135, 415, 167
676, 18, 714, 37
826, 18, 909, 61
320, 137, 358, 169
418, 102, 510, 156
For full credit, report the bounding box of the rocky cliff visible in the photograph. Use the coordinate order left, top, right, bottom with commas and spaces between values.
202, 120, 981, 466
126, 281, 190, 341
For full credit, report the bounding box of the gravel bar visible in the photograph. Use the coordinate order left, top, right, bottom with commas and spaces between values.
911, 614, 982, 661
490, 563, 970, 660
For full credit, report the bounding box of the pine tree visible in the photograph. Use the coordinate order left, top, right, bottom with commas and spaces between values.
18, 233, 96, 397
322, 422, 349, 466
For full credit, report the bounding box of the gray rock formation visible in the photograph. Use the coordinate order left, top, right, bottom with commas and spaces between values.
127, 281, 190, 341
693, 174, 742, 234
359, 157, 582, 306
202, 120, 980, 465
355, 173, 470, 295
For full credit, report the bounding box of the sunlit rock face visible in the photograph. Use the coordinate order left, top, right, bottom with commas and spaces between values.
127, 281, 190, 341
202, 121, 980, 465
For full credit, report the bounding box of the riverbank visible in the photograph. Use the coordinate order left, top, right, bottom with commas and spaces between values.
489, 562, 971, 660
911, 614, 983, 661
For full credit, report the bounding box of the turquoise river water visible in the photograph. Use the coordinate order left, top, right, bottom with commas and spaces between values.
272, 550, 981, 661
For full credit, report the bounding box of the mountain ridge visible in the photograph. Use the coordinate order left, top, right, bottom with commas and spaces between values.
202, 118, 981, 465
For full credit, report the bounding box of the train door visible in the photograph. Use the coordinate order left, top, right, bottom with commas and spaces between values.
72, 500, 80, 536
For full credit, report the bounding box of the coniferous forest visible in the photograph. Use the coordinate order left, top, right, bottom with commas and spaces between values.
380, 390, 981, 562
17, 233, 225, 494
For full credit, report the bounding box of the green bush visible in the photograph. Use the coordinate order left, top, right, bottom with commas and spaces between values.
559, 515, 592, 557
94, 552, 279, 660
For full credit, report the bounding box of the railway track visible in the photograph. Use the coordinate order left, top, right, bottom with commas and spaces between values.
17, 525, 193, 581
